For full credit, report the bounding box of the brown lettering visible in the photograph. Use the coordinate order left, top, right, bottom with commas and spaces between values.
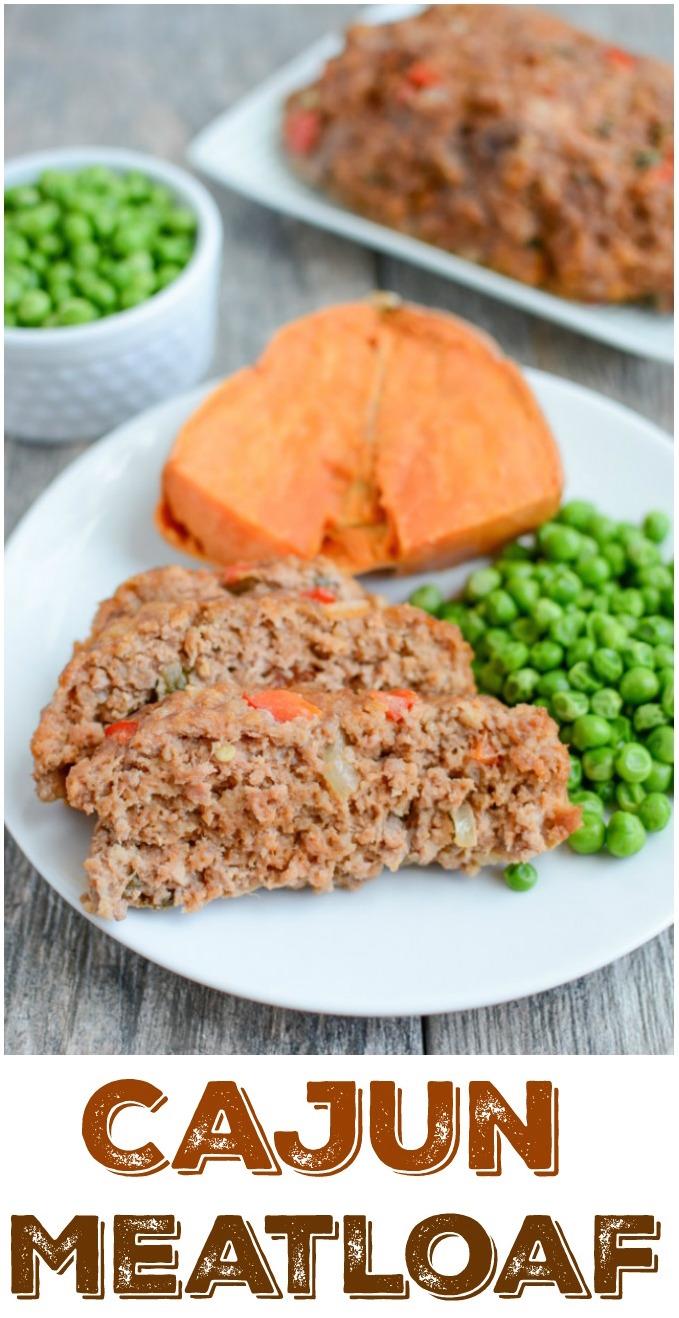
172, 1082, 279, 1174
406, 1213, 496, 1298
11, 1215, 103, 1298
113, 1215, 180, 1297
371, 1081, 459, 1174
494, 1215, 590, 1297
594, 1215, 660, 1298
265, 1215, 337, 1297
82, 1078, 168, 1175
185, 1216, 281, 1297
343, 1215, 408, 1298
274, 1081, 360, 1175
469, 1081, 558, 1176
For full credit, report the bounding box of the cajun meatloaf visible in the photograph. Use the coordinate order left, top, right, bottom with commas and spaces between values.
31, 594, 474, 801
67, 684, 579, 918
283, 5, 673, 307
90, 555, 367, 637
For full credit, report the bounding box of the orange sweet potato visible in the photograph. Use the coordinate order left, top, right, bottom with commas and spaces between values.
157, 299, 562, 573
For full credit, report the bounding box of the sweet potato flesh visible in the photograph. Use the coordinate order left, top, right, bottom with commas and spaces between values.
157, 300, 562, 573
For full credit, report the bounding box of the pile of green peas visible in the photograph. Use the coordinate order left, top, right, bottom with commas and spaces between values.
409, 502, 674, 886
5, 165, 198, 328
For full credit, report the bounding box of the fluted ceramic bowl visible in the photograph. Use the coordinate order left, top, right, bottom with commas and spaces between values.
5, 146, 222, 442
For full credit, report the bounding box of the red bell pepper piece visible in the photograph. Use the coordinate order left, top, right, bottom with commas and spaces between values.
244, 690, 322, 722
104, 720, 139, 744
284, 108, 321, 156
302, 587, 337, 604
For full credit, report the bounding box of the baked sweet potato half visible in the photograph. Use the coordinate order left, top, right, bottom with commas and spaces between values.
157, 298, 562, 574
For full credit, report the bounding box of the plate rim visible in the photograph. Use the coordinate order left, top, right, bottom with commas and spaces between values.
5, 368, 674, 1016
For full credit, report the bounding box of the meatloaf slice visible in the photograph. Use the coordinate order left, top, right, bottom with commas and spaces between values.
67, 684, 579, 918
32, 595, 473, 801
284, 4, 673, 307
90, 555, 366, 637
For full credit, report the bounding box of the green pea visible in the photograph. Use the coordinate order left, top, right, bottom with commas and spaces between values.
626, 538, 660, 570
38, 169, 76, 200
49, 281, 74, 307
480, 629, 514, 659
485, 589, 518, 625
4, 183, 41, 209
4, 273, 24, 309
532, 599, 562, 632
582, 746, 615, 782
638, 793, 672, 833
498, 541, 533, 563
557, 500, 596, 530
568, 812, 605, 854
558, 723, 574, 745
77, 164, 120, 192
155, 262, 183, 290
660, 587, 673, 619
54, 297, 98, 325
575, 589, 596, 611
74, 273, 117, 311
5, 263, 39, 293
123, 170, 153, 201
595, 779, 617, 805
154, 234, 192, 264
644, 759, 673, 793
591, 688, 623, 720
71, 241, 100, 270
27, 250, 49, 276
577, 555, 611, 587
620, 667, 660, 706
568, 637, 595, 665
589, 513, 617, 543
552, 691, 590, 723
568, 662, 602, 694
16, 289, 51, 326
62, 212, 93, 245
661, 682, 673, 720
615, 742, 653, 783
634, 615, 673, 646
646, 725, 674, 765
592, 648, 623, 683
161, 206, 197, 235
546, 570, 581, 604
622, 640, 655, 670
538, 522, 582, 562
633, 703, 666, 733
4, 229, 30, 262
606, 811, 646, 858
636, 565, 673, 592
608, 715, 633, 747
507, 577, 540, 612
458, 611, 486, 646
653, 645, 674, 669
567, 754, 582, 791
91, 207, 118, 240
602, 542, 626, 576
641, 587, 661, 614
503, 668, 540, 704
120, 284, 154, 309
112, 222, 154, 256
439, 602, 466, 626
495, 642, 529, 674
409, 584, 443, 615
530, 640, 564, 673
570, 789, 605, 815
503, 862, 538, 892
4, 309, 17, 326
612, 588, 645, 618
616, 781, 647, 814
510, 617, 541, 646
533, 697, 551, 710
466, 568, 501, 601
537, 670, 570, 698
549, 611, 584, 648
478, 661, 505, 696
571, 713, 611, 750
14, 201, 60, 237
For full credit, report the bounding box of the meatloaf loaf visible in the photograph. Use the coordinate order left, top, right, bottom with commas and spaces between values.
67, 684, 579, 918
32, 594, 473, 801
283, 5, 673, 307
90, 555, 366, 637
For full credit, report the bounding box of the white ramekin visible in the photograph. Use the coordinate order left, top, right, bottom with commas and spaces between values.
4, 146, 222, 442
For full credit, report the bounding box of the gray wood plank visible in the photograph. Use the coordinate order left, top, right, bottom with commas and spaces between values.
5, 3, 673, 1055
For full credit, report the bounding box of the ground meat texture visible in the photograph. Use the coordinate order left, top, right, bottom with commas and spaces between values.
31, 595, 473, 801
283, 5, 673, 307
66, 684, 580, 918
90, 556, 366, 636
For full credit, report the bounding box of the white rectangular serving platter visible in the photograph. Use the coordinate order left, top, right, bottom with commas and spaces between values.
188, 3, 673, 364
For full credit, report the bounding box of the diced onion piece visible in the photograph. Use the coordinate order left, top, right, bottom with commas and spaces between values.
322, 736, 358, 800
213, 742, 236, 763
452, 802, 477, 849
322, 600, 371, 620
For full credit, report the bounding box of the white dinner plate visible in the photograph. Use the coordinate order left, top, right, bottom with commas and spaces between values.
5, 369, 674, 1016
188, 4, 673, 364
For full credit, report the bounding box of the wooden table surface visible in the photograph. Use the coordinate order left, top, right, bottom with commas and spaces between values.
5, 4, 674, 1056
